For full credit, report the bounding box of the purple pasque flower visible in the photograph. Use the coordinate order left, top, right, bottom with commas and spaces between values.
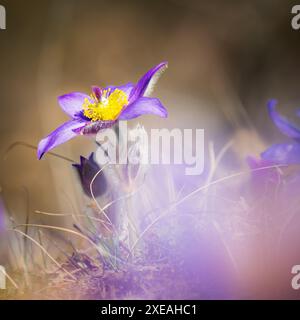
37, 62, 168, 159
261, 99, 300, 164
72, 153, 107, 198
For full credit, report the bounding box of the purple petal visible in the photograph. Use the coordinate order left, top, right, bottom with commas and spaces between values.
129, 62, 168, 102
118, 97, 168, 120
105, 82, 135, 97
268, 99, 300, 139
37, 119, 85, 159
92, 86, 102, 100
261, 142, 300, 164
58, 92, 91, 117
74, 120, 116, 135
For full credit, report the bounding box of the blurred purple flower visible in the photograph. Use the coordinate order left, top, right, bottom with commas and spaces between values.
0, 191, 6, 232
246, 155, 280, 195
247, 156, 277, 180
37, 62, 168, 159
72, 153, 107, 198
261, 99, 300, 164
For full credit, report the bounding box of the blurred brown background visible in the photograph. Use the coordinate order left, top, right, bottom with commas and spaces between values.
0, 0, 300, 223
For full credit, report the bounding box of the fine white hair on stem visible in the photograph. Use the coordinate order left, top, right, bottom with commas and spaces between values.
102, 184, 142, 211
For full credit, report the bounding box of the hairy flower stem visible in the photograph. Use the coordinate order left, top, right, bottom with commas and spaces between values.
115, 123, 140, 257
126, 194, 139, 256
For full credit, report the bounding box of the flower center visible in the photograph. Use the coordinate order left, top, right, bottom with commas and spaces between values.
83, 88, 128, 121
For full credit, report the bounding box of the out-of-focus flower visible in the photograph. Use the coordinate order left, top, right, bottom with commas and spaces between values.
246, 155, 280, 195
37, 62, 168, 159
261, 99, 300, 164
0, 188, 5, 233
72, 153, 107, 198
247, 156, 277, 180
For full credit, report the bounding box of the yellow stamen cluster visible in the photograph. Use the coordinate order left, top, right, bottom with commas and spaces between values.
83, 88, 128, 121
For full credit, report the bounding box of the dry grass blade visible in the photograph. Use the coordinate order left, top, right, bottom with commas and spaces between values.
0, 265, 19, 289
12, 229, 76, 280
14, 223, 121, 264
34, 210, 111, 233
4, 141, 75, 163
